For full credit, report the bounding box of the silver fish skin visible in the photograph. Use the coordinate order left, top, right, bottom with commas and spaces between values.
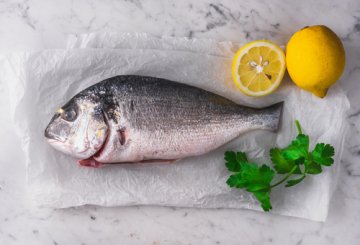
44, 75, 283, 167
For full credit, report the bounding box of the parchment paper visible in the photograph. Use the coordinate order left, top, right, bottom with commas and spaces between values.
67, 32, 239, 57
1, 33, 349, 221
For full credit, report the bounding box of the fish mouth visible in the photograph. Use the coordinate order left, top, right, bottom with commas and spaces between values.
45, 134, 65, 143
44, 125, 66, 143
46, 138, 62, 146
44, 113, 64, 141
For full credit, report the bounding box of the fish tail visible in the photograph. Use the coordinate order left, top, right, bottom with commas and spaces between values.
259, 101, 284, 132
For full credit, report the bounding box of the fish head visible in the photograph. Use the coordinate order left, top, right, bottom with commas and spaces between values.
44, 98, 108, 159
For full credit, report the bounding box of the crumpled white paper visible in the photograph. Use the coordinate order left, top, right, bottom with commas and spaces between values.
1, 33, 349, 221
67, 32, 240, 57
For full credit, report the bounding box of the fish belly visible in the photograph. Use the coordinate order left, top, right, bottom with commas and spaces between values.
94, 113, 265, 163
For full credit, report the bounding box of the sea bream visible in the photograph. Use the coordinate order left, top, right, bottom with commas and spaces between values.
44, 75, 283, 167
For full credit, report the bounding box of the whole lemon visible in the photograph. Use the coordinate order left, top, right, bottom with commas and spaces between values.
286, 25, 345, 98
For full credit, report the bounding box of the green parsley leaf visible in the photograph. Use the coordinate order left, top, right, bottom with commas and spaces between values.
224, 151, 247, 172
281, 134, 309, 161
270, 148, 302, 174
236, 151, 248, 163
304, 160, 322, 174
285, 175, 306, 187
239, 163, 275, 192
311, 143, 335, 166
226, 160, 275, 211
226, 174, 246, 188
253, 191, 272, 211
225, 151, 238, 172
226, 162, 275, 191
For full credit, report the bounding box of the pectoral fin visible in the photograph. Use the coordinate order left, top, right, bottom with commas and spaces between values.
78, 158, 103, 168
117, 127, 127, 145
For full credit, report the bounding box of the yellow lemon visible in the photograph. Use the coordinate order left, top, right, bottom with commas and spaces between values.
286, 25, 345, 98
232, 40, 286, 97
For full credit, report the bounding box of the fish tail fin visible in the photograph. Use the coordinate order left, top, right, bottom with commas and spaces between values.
259, 101, 284, 132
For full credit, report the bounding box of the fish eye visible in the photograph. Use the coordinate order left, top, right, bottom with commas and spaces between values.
61, 108, 77, 122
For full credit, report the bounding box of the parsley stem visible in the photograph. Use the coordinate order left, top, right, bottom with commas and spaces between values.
269, 166, 298, 189
295, 120, 302, 134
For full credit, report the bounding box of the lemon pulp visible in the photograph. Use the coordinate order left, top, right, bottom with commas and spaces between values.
232, 40, 286, 97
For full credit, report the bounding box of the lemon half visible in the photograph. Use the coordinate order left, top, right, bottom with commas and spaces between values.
232, 40, 286, 97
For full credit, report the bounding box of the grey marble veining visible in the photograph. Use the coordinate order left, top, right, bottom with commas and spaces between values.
0, 0, 359, 244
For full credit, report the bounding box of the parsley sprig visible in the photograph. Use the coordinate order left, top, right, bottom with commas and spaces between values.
225, 120, 335, 211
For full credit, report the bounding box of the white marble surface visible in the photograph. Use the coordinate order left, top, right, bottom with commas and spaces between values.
0, 0, 359, 244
